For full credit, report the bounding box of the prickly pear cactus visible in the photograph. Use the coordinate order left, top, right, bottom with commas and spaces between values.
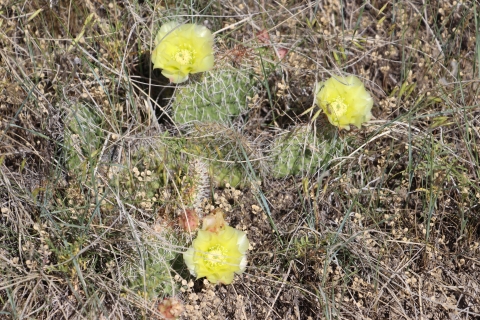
64, 103, 104, 177
182, 122, 262, 188
270, 126, 324, 178
123, 236, 177, 299
172, 68, 254, 124
113, 137, 173, 211
211, 163, 244, 188
110, 136, 213, 214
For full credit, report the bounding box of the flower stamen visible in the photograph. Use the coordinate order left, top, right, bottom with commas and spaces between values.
174, 48, 195, 65
329, 97, 348, 118
204, 245, 228, 268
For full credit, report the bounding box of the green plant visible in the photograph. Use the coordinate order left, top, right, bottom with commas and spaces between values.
63, 103, 105, 179
113, 137, 173, 211
181, 122, 262, 188
172, 68, 254, 124
123, 236, 177, 299
270, 126, 322, 178
270, 126, 347, 178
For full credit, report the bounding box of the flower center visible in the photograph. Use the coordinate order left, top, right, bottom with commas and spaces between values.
174, 46, 195, 65
329, 97, 348, 117
204, 245, 228, 268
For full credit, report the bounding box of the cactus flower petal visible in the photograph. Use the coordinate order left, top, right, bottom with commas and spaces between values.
315, 75, 373, 130
183, 225, 249, 285
151, 22, 214, 83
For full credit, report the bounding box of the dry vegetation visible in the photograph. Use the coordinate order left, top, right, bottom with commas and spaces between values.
1, 0, 480, 319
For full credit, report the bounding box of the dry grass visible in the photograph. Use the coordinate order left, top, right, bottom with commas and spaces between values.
1, 0, 480, 319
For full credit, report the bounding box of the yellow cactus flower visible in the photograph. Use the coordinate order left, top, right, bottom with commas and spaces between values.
183, 225, 249, 285
151, 22, 214, 83
315, 75, 373, 130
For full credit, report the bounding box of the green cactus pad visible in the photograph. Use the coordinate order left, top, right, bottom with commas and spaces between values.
123, 238, 176, 299
172, 69, 254, 124
271, 126, 325, 178
64, 103, 104, 177
112, 135, 181, 211
182, 122, 262, 188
